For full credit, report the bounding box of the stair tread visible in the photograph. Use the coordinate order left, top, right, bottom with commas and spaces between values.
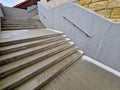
2, 23, 44, 26
2, 23, 35, 25
3, 20, 38, 22
0, 46, 78, 90
2, 26, 35, 29
15, 51, 82, 90
1, 26, 36, 30
0, 35, 65, 52
0, 43, 74, 76
2, 27, 37, 30
0, 29, 63, 43
2, 24, 34, 26
0, 39, 69, 62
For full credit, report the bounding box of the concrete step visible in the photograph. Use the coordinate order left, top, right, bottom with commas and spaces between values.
0, 29, 63, 47
0, 43, 74, 79
0, 39, 69, 66
1, 26, 36, 29
2, 23, 35, 25
15, 51, 83, 90
2, 22, 40, 26
2, 27, 37, 30
1, 19, 45, 30
3, 19, 39, 22
0, 36, 66, 55
1, 23, 45, 30
0, 46, 79, 90
2, 24, 33, 27
2, 19, 39, 23
2, 21, 44, 26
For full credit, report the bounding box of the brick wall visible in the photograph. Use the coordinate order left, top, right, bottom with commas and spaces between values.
79, 0, 120, 22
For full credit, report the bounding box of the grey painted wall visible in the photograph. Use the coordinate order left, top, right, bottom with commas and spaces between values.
38, 2, 120, 72
1, 6, 38, 20
0, 17, 1, 31
27, 5, 38, 18
0, 7, 4, 17
0, 7, 3, 31
2, 6, 30, 19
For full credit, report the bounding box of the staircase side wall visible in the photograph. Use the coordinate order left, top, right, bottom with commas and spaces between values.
0, 7, 4, 31
27, 5, 38, 18
38, 2, 120, 72
2, 6, 30, 19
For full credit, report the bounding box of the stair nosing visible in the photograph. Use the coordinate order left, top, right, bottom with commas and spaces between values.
0, 33, 63, 47
0, 36, 66, 55
0, 43, 75, 79
0, 47, 78, 90
0, 39, 69, 65
15, 51, 82, 90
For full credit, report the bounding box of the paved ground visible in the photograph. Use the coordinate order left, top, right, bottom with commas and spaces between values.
42, 59, 120, 90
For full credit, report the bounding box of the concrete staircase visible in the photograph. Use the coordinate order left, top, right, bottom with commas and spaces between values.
1, 19, 45, 31
0, 29, 83, 90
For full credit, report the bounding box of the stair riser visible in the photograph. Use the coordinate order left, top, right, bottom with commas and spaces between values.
2, 27, 37, 30
2, 24, 38, 26
35, 53, 82, 90
2, 25, 36, 27
2, 26, 36, 28
2, 24, 44, 27
0, 40, 69, 66
2, 25, 34, 27
2, 48, 78, 90
0, 44, 74, 79
0, 33, 63, 47
2, 21, 36, 24
0, 36, 66, 55
3, 21, 38, 23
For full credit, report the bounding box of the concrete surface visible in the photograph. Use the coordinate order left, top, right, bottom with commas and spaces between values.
42, 59, 120, 90
0, 28, 63, 43
38, 2, 120, 72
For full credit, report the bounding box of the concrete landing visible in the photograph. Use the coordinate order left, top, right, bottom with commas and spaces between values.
42, 59, 120, 90
0, 28, 63, 43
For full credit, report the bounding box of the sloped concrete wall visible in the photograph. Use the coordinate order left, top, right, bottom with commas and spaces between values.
27, 5, 38, 18
0, 7, 3, 17
1, 6, 38, 20
38, 2, 120, 72
2, 6, 30, 19
0, 18, 1, 31
0, 7, 4, 31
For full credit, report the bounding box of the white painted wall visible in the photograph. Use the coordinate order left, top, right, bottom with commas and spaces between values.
38, 2, 120, 72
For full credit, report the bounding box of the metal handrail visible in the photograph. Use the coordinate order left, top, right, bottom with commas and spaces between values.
63, 16, 92, 37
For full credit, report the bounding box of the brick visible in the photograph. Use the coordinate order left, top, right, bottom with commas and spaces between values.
111, 18, 120, 22
92, 0, 101, 2
111, 8, 120, 18
79, 0, 91, 5
89, 1, 107, 10
83, 4, 89, 8
106, 0, 120, 8
97, 9, 112, 17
